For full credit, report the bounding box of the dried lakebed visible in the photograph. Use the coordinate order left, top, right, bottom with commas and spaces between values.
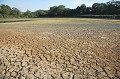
0, 18, 120, 79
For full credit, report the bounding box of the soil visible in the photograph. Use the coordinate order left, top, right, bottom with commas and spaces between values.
0, 18, 120, 79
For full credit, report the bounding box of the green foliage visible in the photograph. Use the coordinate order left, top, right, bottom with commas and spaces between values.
76, 4, 87, 15
49, 6, 58, 16
107, 0, 120, 15
86, 7, 92, 14
92, 3, 108, 15
0, 4, 11, 17
0, 14, 3, 18
0, 0, 120, 18
22, 10, 33, 18
10, 7, 21, 17
35, 10, 48, 17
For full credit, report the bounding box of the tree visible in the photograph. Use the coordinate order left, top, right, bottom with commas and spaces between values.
92, 3, 101, 14
76, 6, 81, 15
35, 10, 48, 17
107, 0, 120, 15
0, 5, 3, 17
92, 3, 108, 15
86, 7, 92, 14
49, 6, 58, 16
100, 3, 108, 15
69, 9, 76, 16
57, 5, 66, 16
0, 4, 11, 17
0, 0, 120, 18
116, 1, 120, 14
10, 7, 21, 17
62, 8, 71, 17
22, 10, 33, 18
80, 4, 87, 14
76, 4, 87, 15
49, 5, 67, 17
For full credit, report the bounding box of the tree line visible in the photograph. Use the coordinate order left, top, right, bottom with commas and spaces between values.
0, 0, 120, 18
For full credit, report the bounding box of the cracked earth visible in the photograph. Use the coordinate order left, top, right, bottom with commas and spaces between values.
0, 18, 120, 79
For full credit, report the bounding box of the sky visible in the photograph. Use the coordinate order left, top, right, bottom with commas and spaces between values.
0, 0, 110, 12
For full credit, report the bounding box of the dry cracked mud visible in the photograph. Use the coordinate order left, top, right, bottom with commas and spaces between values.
0, 18, 120, 79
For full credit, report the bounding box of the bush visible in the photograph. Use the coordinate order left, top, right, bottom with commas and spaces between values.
76, 15, 120, 19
